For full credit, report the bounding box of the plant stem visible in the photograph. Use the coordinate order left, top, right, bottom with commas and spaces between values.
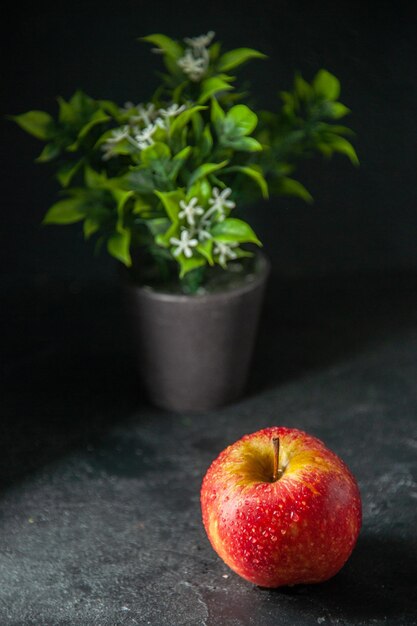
272, 436, 283, 482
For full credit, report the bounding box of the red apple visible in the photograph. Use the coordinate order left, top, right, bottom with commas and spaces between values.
201, 426, 361, 588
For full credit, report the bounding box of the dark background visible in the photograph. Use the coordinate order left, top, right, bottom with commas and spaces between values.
2, 0, 417, 285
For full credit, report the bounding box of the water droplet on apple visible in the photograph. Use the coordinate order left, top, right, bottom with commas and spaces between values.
271, 535, 277, 542
292, 512, 300, 522
281, 529, 287, 535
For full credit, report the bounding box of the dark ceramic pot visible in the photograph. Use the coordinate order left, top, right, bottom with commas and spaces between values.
122, 255, 270, 412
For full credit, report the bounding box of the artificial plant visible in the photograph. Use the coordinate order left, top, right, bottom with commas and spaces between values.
12, 31, 358, 292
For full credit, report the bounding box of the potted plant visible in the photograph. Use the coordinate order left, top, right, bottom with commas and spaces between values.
11, 31, 358, 411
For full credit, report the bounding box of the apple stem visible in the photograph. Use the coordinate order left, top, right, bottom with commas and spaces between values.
272, 436, 282, 481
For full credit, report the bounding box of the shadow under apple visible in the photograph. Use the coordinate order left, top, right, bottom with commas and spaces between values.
262, 533, 417, 623
199, 534, 416, 624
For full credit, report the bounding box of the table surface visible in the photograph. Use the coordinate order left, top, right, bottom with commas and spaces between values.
1, 272, 417, 626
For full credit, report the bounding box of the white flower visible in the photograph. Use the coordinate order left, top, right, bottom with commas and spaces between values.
170, 229, 199, 258
209, 187, 236, 216
101, 145, 116, 161
153, 116, 167, 129
178, 197, 204, 226
198, 228, 212, 242
159, 103, 187, 119
177, 49, 208, 82
134, 123, 157, 150
136, 103, 157, 125
101, 126, 130, 160
213, 241, 239, 266
178, 32, 214, 81
184, 31, 215, 50
108, 126, 130, 143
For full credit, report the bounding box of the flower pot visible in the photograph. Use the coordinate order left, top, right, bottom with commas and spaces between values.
122, 255, 270, 412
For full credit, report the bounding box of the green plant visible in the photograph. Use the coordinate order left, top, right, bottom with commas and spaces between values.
11, 31, 358, 293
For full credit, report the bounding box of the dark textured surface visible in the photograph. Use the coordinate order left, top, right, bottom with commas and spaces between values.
1, 273, 417, 625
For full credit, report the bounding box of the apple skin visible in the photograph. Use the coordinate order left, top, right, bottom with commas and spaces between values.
201, 426, 362, 588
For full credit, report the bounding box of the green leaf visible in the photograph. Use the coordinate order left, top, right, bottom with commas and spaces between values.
99, 99, 121, 118
210, 97, 225, 129
42, 198, 85, 225
168, 146, 192, 182
133, 197, 152, 214
83, 218, 99, 239
155, 221, 179, 248
140, 34, 183, 59
276, 177, 313, 203
187, 178, 212, 205
113, 189, 134, 216
294, 72, 312, 100
68, 89, 95, 113
198, 77, 233, 104
328, 124, 354, 136
107, 230, 132, 266
280, 90, 296, 114
169, 105, 207, 136
329, 102, 351, 119
57, 96, 76, 124
10, 110, 55, 140
155, 189, 185, 222
35, 143, 60, 162
124, 167, 156, 194
324, 134, 359, 165
224, 136, 262, 152
217, 47, 266, 72
212, 218, 261, 245
191, 111, 204, 140
141, 142, 171, 164
173, 146, 192, 162
56, 158, 84, 187
226, 104, 258, 135
147, 218, 171, 236
209, 42, 222, 61
58, 91, 96, 124
176, 254, 206, 278
76, 109, 110, 143
84, 166, 108, 189
224, 165, 269, 199
313, 70, 340, 101
200, 124, 213, 159
187, 160, 229, 187
197, 239, 214, 265
172, 81, 188, 102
